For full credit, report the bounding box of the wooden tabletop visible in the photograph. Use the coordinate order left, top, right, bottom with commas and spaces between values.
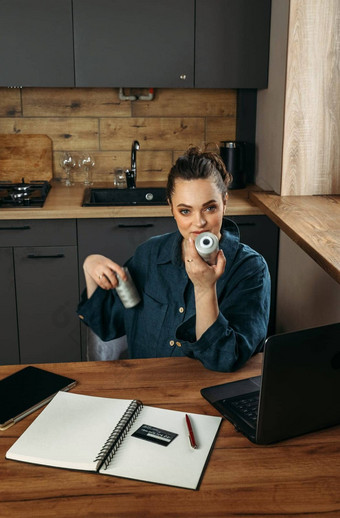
250, 191, 340, 284
0, 181, 263, 220
1, 356, 339, 517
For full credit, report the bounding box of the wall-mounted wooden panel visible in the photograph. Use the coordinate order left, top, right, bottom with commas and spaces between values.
0, 88, 237, 183
0, 88, 21, 117
100, 117, 205, 151
22, 88, 131, 117
281, 0, 340, 195
0, 117, 99, 150
132, 89, 237, 118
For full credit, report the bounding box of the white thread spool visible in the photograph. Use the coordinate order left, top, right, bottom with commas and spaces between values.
115, 267, 141, 308
195, 232, 219, 265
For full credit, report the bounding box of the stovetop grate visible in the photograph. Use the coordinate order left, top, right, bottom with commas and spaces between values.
0, 180, 51, 208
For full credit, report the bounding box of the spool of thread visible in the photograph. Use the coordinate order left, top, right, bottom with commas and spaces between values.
115, 267, 141, 308
195, 232, 219, 265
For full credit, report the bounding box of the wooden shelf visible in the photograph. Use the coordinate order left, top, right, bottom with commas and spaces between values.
251, 191, 340, 284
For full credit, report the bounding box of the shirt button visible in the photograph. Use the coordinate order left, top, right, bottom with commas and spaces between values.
176, 341, 182, 347
179, 307, 184, 313
169, 340, 175, 346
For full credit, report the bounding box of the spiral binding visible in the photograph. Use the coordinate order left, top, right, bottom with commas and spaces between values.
94, 399, 143, 470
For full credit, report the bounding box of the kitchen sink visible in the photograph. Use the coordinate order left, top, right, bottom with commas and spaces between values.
82, 187, 168, 206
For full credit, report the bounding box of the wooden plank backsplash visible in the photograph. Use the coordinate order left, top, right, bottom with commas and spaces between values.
0, 88, 237, 184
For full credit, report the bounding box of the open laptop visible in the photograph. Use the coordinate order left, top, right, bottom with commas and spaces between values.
201, 322, 340, 444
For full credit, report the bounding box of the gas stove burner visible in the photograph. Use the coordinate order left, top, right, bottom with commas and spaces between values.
0, 179, 51, 208
13, 178, 32, 192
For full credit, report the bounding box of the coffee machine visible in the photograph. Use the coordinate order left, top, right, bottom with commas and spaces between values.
220, 141, 246, 189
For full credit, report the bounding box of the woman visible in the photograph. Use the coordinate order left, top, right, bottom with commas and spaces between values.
77, 147, 271, 372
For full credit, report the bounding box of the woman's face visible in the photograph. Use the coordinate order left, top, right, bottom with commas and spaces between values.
170, 178, 227, 241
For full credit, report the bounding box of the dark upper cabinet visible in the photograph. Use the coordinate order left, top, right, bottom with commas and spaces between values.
0, 0, 271, 88
73, 0, 195, 88
0, 0, 74, 87
195, 0, 271, 88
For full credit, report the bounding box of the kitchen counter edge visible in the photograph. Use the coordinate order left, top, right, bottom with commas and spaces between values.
250, 191, 340, 284
0, 181, 263, 220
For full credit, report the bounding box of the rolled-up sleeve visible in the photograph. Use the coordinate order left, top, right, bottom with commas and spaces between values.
77, 286, 126, 341
176, 256, 271, 372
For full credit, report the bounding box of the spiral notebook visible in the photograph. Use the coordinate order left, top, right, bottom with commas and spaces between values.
6, 391, 221, 490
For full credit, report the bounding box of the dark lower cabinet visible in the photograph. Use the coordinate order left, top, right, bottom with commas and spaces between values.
0, 215, 277, 365
0, 248, 19, 364
77, 217, 178, 358
230, 215, 279, 335
0, 220, 81, 365
14, 246, 81, 364
77, 217, 178, 292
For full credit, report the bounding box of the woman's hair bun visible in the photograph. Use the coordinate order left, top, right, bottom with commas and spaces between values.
166, 144, 232, 202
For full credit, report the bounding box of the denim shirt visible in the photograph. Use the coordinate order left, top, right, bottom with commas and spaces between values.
77, 218, 271, 372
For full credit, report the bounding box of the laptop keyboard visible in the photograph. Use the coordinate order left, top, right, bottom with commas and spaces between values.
222, 392, 259, 427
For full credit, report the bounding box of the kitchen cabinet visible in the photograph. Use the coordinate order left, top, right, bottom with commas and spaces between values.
0, 248, 19, 364
228, 215, 278, 334
73, 0, 270, 88
0, 220, 81, 364
77, 217, 178, 357
0, 214, 277, 365
0, 0, 270, 88
77, 218, 178, 291
0, 0, 74, 87
195, 0, 271, 88
77, 218, 177, 285
73, 0, 194, 88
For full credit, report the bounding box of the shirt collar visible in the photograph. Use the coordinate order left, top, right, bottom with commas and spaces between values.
157, 230, 183, 267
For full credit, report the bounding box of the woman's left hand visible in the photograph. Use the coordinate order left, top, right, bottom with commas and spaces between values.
183, 237, 226, 291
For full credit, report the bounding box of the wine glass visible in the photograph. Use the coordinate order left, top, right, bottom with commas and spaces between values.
60, 152, 76, 187
79, 153, 95, 185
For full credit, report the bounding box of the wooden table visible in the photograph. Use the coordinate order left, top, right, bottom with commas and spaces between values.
1, 357, 339, 517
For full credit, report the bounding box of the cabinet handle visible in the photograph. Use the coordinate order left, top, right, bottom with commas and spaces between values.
27, 254, 65, 259
0, 225, 31, 230
117, 224, 154, 229
237, 223, 256, 227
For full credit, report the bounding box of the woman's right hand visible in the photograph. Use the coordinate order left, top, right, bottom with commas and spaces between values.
83, 254, 127, 297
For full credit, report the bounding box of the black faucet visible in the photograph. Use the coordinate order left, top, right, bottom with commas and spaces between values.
126, 140, 140, 188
